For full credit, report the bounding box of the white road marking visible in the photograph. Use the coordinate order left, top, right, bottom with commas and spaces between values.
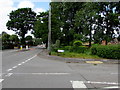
24, 60, 28, 63
12, 66, 17, 69
13, 73, 70, 75
70, 81, 87, 88
5, 73, 13, 77
0, 79, 4, 83
104, 86, 120, 88
31, 73, 70, 75
84, 81, 119, 85
7, 69, 12, 72
28, 55, 37, 60
18, 63, 22, 66
6, 55, 37, 73
21, 62, 25, 64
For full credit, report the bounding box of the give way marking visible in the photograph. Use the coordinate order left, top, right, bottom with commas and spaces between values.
70, 81, 87, 88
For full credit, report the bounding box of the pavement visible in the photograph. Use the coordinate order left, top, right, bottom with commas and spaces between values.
0, 47, 119, 89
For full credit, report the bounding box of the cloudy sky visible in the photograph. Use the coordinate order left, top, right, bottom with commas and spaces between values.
0, 0, 50, 36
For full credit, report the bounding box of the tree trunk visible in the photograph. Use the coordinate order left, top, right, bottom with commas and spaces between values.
21, 34, 25, 45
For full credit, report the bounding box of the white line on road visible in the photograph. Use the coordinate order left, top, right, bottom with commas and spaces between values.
12, 66, 17, 69
21, 62, 25, 64
5, 73, 13, 77
23, 55, 37, 63
28, 55, 37, 60
18, 63, 22, 66
0, 79, 4, 83
70, 81, 87, 88
7, 69, 12, 72
84, 81, 119, 85
12, 73, 70, 75
6, 55, 37, 72
31, 73, 70, 75
104, 86, 120, 89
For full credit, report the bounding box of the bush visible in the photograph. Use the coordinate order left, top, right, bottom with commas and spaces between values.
51, 40, 60, 52
91, 44, 120, 59
2, 43, 14, 50
63, 46, 72, 51
70, 46, 88, 53
73, 40, 82, 47
55, 40, 60, 48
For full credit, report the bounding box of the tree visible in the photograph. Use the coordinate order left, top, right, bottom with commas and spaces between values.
2, 32, 10, 44
75, 2, 98, 47
33, 11, 48, 48
93, 2, 120, 45
6, 8, 36, 45
9, 34, 19, 46
25, 35, 33, 46
51, 2, 85, 45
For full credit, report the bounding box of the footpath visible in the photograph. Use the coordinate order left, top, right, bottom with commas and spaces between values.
38, 49, 119, 64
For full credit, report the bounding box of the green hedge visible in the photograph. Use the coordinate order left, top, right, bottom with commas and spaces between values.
2, 44, 14, 50
63, 46, 88, 53
73, 40, 83, 47
71, 46, 88, 53
91, 44, 120, 59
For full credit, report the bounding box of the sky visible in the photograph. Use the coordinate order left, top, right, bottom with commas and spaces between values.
0, 0, 50, 37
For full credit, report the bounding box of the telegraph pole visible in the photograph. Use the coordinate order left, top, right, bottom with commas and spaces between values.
48, 1, 51, 54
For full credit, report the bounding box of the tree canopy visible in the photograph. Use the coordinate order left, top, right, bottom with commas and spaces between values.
6, 8, 36, 45
33, 11, 48, 48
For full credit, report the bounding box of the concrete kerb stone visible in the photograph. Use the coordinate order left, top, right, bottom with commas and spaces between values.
38, 49, 119, 64
49, 55, 119, 64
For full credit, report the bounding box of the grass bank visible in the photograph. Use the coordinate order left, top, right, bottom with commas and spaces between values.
51, 51, 102, 59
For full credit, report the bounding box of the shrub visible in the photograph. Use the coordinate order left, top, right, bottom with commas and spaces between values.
51, 40, 60, 52
70, 46, 88, 53
55, 40, 60, 48
2, 44, 14, 50
91, 44, 120, 59
73, 40, 83, 47
51, 44, 58, 52
63, 46, 72, 51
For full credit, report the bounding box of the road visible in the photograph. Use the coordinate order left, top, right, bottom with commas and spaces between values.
0, 47, 119, 89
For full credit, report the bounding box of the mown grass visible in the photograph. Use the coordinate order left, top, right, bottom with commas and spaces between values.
51, 51, 102, 59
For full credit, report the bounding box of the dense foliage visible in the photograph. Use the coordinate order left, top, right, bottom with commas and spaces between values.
73, 40, 83, 47
6, 8, 36, 45
91, 44, 120, 59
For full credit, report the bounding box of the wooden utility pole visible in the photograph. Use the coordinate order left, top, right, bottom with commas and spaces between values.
48, 2, 51, 54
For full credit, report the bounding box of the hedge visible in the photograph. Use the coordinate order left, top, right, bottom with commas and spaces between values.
91, 44, 120, 59
73, 40, 83, 47
63, 46, 88, 53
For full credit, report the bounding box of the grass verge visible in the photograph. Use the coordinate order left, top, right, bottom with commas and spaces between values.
51, 51, 102, 59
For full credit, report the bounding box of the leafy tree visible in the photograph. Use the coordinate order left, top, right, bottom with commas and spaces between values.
33, 11, 48, 48
93, 2, 120, 45
26, 35, 32, 41
25, 35, 33, 46
9, 34, 19, 46
75, 2, 98, 47
51, 2, 85, 45
6, 8, 36, 45
34, 38, 42, 45
2, 32, 10, 44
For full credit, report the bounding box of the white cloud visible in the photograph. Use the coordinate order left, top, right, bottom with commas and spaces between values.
0, 0, 16, 34
0, 0, 47, 35
35, 8, 46, 15
18, 0, 34, 8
